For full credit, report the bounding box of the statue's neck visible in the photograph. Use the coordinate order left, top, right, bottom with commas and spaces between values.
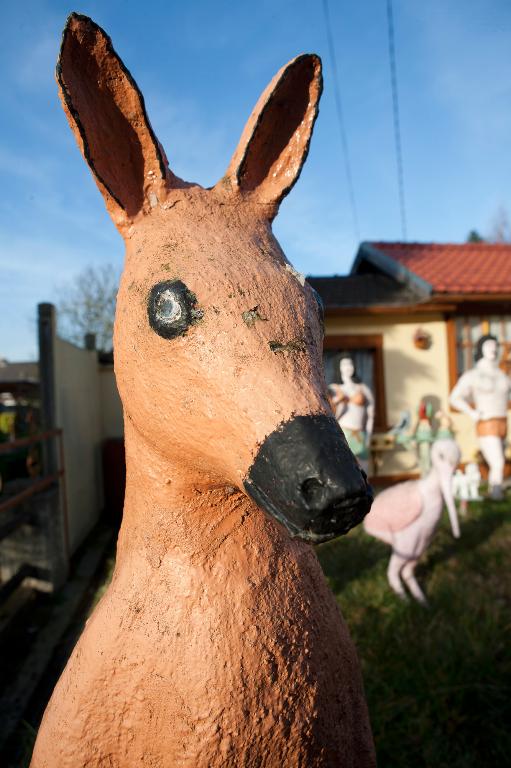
477, 357, 498, 373
116, 421, 266, 570
422, 468, 441, 492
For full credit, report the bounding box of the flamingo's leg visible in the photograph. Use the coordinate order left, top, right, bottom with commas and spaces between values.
401, 558, 428, 605
387, 553, 408, 599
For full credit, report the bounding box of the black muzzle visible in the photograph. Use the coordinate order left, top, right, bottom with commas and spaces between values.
244, 414, 373, 543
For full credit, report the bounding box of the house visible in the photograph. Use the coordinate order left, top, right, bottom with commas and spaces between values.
0, 359, 39, 401
309, 241, 511, 479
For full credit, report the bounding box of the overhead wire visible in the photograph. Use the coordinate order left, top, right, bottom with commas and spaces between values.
321, 0, 360, 242
386, 0, 407, 240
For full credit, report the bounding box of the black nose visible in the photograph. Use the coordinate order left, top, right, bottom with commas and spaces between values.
244, 415, 373, 543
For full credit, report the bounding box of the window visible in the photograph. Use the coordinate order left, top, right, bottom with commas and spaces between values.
449, 315, 511, 383
323, 334, 387, 430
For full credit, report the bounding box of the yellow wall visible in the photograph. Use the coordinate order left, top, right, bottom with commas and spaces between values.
325, 312, 489, 474
54, 340, 123, 553
55, 338, 102, 552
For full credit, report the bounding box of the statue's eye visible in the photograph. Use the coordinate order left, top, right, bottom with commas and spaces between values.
148, 280, 203, 339
157, 290, 182, 323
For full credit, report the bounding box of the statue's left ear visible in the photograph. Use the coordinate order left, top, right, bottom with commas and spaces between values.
56, 13, 181, 227
217, 54, 322, 217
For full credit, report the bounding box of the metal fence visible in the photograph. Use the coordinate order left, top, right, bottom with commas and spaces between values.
0, 429, 68, 603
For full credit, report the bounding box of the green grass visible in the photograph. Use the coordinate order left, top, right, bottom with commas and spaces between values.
317, 499, 511, 768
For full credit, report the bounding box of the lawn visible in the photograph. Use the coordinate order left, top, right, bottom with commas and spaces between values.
13, 498, 511, 767
317, 497, 511, 768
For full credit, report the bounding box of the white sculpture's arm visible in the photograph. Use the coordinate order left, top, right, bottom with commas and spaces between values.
364, 385, 375, 436
327, 384, 347, 419
327, 384, 343, 406
449, 374, 480, 422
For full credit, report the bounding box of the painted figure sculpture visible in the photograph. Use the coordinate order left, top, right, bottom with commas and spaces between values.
364, 439, 461, 604
31, 14, 376, 768
414, 399, 434, 476
435, 409, 454, 440
449, 334, 510, 500
328, 356, 375, 475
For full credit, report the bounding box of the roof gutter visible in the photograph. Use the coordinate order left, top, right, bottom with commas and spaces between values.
325, 302, 456, 317
351, 242, 433, 299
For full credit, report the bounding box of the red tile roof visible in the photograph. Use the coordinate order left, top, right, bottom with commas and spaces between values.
369, 241, 511, 294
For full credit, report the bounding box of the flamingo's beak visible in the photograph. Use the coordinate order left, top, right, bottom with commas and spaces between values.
439, 462, 460, 539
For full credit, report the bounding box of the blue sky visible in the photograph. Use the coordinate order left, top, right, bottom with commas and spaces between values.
1, 0, 511, 359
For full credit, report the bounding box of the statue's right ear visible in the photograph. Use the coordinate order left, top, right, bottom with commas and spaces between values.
217, 54, 322, 220
57, 13, 181, 228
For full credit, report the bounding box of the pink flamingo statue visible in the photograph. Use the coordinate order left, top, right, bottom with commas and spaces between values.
364, 439, 461, 604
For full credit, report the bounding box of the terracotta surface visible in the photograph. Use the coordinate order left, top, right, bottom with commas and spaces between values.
31, 14, 375, 767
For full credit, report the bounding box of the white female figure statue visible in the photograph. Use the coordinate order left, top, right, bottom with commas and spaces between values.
449, 334, 510, 500
328, 356, 375, 475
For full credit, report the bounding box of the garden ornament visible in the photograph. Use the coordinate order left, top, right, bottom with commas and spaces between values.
387, 409, 411, 440
364, 438, 461, 605
452, 468, 470, 516
465, 462, 482, 500
328, 356, 375, 475
450, 334, 511, 500
452, 462, 481, 516
435, 409, 454, 440
452, 468, 468, 498
414, 399, 434, 477
31, 13, 375, 768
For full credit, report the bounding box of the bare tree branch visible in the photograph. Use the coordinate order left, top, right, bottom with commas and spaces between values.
56, 264, 119, 352
488, 206, 511, 243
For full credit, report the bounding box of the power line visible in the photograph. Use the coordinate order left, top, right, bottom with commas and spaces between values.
386, 0, 407, 240
322, 0, 360, 241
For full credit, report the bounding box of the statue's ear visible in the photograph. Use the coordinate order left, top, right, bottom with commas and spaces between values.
56, 13, 180, 226
218, 54, 322, 217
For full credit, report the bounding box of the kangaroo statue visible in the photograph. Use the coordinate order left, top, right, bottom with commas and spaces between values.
31, 14, 375, 768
